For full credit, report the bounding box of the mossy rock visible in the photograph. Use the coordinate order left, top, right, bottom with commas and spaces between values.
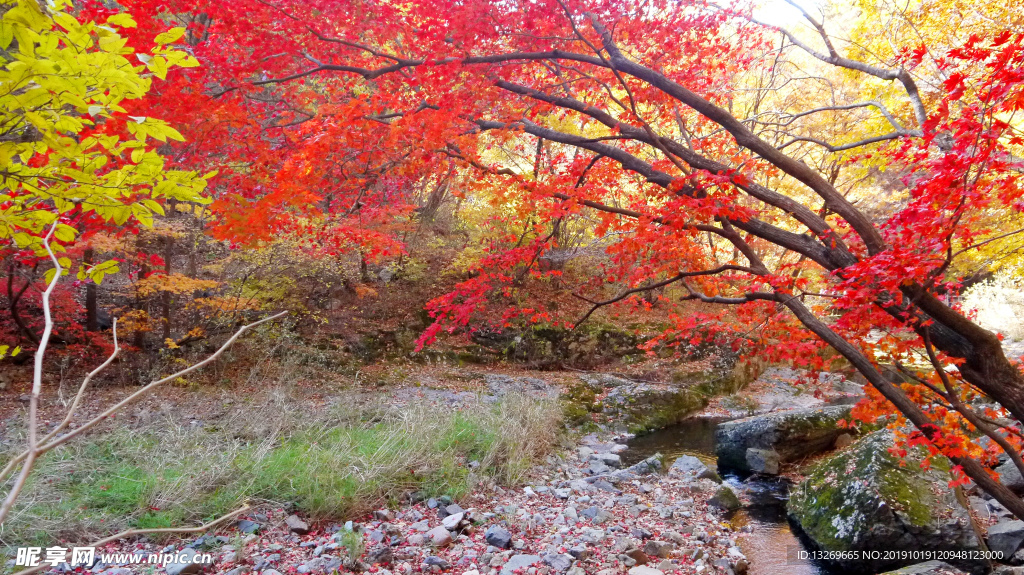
708, 485, 741, 511
715, 405, 850, 472
787, 430, 982, 574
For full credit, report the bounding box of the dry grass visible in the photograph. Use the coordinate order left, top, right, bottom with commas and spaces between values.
0, 388, 563, 548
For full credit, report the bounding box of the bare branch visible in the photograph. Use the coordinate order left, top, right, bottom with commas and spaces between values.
573, 264, 759, 326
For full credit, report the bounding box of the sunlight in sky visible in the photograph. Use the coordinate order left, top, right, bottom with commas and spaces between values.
753, 0, 828, 28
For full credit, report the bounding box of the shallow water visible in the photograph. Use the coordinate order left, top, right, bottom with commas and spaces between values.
624, 417, 843, 575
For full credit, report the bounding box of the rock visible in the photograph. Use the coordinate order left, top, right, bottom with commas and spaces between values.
563, 507, 579, 523
708, 485, 742, 511
542, 553, 574, 572
485, 526, 513, 549
285, 514, 310, 535
627, 567, 664, 575
426, 526, 454, 547
595, 357, 757, 433
745, 448, 780, 475
624, 455, 662, 475
715, 406, 850, 472
442, 512, 465, 530
165, 549, 211, 575
788, 430, 983, 573
879, 561, 968, 574
834, 433, 854, 450
374, 509, 395, 521
642, 541, 674, 559
236, 519, 260, 534
669, 455, 708, 476
568, 546, 590, 560
987, 520, 1024, 558
592, 453, 622, 468
423, 556, 449, 569
624, 547, 649, 564
500, 555, 541, 575
997, 460, 1024, 494
698, 468, 722, 482
368, 546, 394, 564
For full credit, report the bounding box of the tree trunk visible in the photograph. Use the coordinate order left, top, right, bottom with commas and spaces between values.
135, 261, 149, 349
84, 248, 98, 332
162, 237, 173, 342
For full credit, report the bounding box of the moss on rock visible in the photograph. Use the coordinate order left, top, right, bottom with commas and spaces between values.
787, 430, 982, 573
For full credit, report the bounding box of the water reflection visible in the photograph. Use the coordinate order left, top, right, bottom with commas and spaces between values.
624, 417, 842, 575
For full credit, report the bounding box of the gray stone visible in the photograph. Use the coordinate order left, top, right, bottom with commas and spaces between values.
592, 453, 621, 468
716, 405, 850, 472
669, 455, 707, 476
987, 520, 1024, 558
236, 519, 260, 534
485, 526, 513, 549
441, 512, 464, 530
568, 546, 590, 560
788, 430, 982, 573
642, 541, 674, 559
997, 460, 1024, 494
542, 553, 574, 572
368, 546, 393, 565
426, 526, 453, 547
745, 448, 780, 475
708, 485, 741, 511
834, 433, 854, 450
423, 556, 449, 569
165, 549, 211, 575
500, 555, 541, 575
285, 514, 309, 535
563, 507, 579, 522
624, 455, 662, 475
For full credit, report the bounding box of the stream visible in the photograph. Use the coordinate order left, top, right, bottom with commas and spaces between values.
622, 417, 844, 575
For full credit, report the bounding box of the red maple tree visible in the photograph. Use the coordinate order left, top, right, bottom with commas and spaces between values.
81, 0, 1024, 516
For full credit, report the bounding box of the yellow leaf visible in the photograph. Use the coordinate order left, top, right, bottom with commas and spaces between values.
153, 27, 185, 45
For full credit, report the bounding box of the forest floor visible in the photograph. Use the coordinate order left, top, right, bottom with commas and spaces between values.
0, 350, 762, 575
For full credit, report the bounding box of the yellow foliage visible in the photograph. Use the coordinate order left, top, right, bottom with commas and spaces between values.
0, 0, 210, 256
133, 274, 220, 297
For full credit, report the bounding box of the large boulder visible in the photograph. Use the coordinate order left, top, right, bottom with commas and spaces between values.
567, 356, 765, 434
986, 520, 1024, 558
788, 430, 982, 574
996, 460, 1024, 494
715, 405, 850, 473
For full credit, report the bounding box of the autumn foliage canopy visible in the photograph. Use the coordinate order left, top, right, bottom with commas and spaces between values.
4, 0, 1024, 516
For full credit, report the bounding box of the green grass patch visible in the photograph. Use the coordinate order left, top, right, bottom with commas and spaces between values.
0, 393, 562, 547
